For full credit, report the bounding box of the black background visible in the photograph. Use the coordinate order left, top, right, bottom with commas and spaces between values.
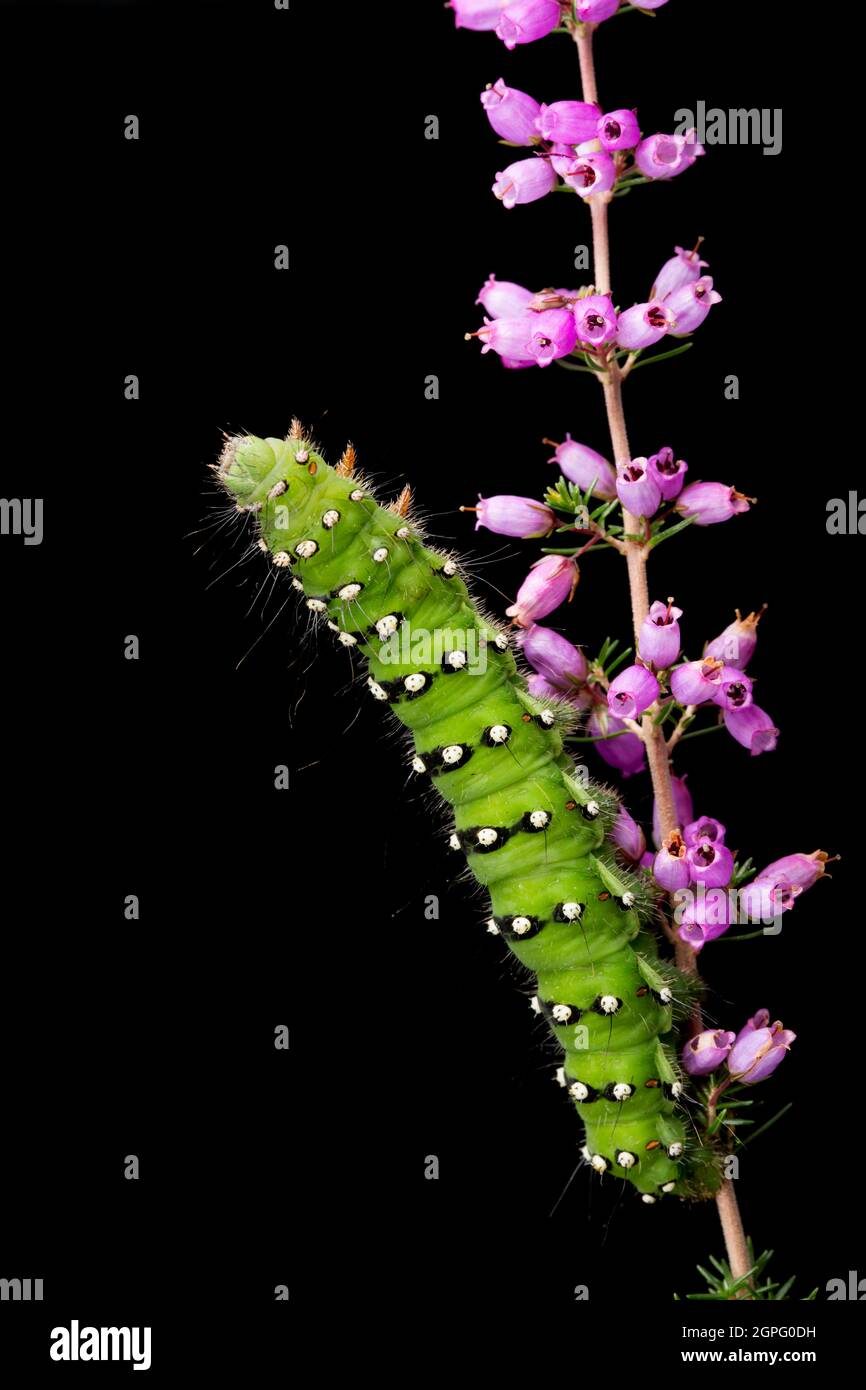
0, 0, 861, 1374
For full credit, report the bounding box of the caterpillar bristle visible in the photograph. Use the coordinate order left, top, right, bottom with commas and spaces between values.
387, 484, 413, 517
335, 443, 357, 477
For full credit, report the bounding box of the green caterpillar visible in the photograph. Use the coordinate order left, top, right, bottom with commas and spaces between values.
215, 425, 691, 1201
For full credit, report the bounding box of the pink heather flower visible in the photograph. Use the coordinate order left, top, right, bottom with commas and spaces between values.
576, 0, 620, 19
547, 435, 617, 499
505, 554, 577, 625
675, 482, 752, 525
669, 657, 723, 706
611, 805, 646, 862
563, 149, 616, 198
598, 108, 641, 151
674, 884, 733, 949
476, 308, 576, 367
654, 832, 691, 891
682, 1028, 736, 1077
519, 622, 588, 687
535, 100, 601, 145
493, 156, 556, 209
688, 840, 735, 889
615, 301, 675, 350
668, 276, 722, 335
738, 878, 801, 922
727, 1015, 796, 1086
475, 274, 534, 319
652, 244, 709, 301
654, 773, 693, 847
448, 0, 510, 30
496, 0, 561, 49
501, 357, 535, 369
573, 293, 618, 347
646, 446, 687, 501
712, 665, 753, 712
638, 599, 683, 670
527, 672, 591, 710
481, 79, 543, 144
756, 850, 830, 892
588, 704, 646, 778
616, 459, 662, 517
724, 703, 779, 755
684, 816, 726, 848
703, 608, 764, 670
607, 663, 660, 720
472, 494, 556, 538
635, 130, 705, 180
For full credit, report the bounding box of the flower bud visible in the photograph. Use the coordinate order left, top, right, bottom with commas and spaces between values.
607, 663, 660, 720
481, 79, 543, 144
547, 436, 616, 499
496, 0, 561, 49
610, 805, 646, 862
638, 598, 683, 670
519, 623, 588, 686
703, 608, 764, 670
535, 100, 601, 145
471, 494, 556, 538
675, 482, 752, 526
505, 554, 577, 626
588, 704, 646, 778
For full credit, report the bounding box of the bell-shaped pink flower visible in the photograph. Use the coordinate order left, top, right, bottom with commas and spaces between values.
616, 459, 662, 517
635, 130, 705, 180
712, 666, 753, 711
727, 1014, 796, 1085
597, 108, 640, 151
669, 657, 723, 706
723, 703, 778, 755
475, 274, 534, 320
481, 79, 542, 144
611, 805, 646, 862
738, 878, 801, 922
573, 293, 618, 347
548, 435, 617, 499
576, 0, 620, 18
493, 155, 556, 209
535, 100, 601, 145
688, 840, 735, 889
448, 0, 510, 30
646, 446, 687, 500
682, 1028, 736, 1077
563, 149, 616, 198
472, 494, 556, 538
675, 482, 752, 526
668, 276, 722, 336
527, 672, 591, 710
638, 599, 683, 670
703, 608, 765, 670
652, 244, 709, 302
756, 850, 830, 892
496, 0, 561, 49
519, 622, 588, 687
684, 816, 726, 848
476, 308, 576, 367
616, 301, 675, 350
588, 704, 646, 778
674, 884, 733, 949
506, 554, 577, 626
607, 663, 660, 720
654, 831, 691, 891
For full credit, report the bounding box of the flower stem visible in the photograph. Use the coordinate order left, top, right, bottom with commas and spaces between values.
575, 25, 753, 1292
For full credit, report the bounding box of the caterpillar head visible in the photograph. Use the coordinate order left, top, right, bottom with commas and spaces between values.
217, 432, 325, 514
